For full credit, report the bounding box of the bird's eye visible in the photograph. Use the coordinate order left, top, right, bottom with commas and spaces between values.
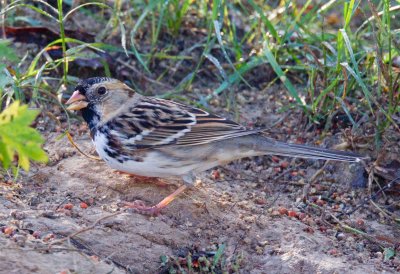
97, 86, 107, 95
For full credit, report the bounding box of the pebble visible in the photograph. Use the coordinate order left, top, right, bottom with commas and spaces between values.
243, 237, 252, 244
32, 231, 41, 239
10, 211, 26, 220
41, 211, 57, 219
336, 232, 346, 241
28, 197, 41, 207
355, 242, 365, 252
243, 216, 256, 223
374, 251, 383, 260
391, 257, 400, 267
255, 246, 264, 255
13, 234, 26, 246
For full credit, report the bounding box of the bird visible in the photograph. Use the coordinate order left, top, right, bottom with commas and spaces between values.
66, 77, 365, 215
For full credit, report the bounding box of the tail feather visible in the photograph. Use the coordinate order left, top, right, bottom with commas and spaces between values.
269, 141, 365, 163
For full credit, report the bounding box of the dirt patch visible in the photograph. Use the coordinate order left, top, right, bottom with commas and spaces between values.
1, 86, 398, 273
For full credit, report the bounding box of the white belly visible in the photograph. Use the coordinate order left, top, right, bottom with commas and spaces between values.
93, 132, 206, 177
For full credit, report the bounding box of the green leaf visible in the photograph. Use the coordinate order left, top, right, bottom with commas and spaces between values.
0, 39, 19, 63
160, 255, 168, 266
0, 101, 48, 171
384, 247, 395, 262
212, 243, 225, 268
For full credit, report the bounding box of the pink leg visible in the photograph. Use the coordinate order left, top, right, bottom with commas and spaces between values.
120, 185, 187, 216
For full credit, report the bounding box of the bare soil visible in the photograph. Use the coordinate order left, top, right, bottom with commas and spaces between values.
1, 86, 399, 274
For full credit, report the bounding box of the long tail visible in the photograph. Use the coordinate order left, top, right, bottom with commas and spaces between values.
264, 140, 365, 163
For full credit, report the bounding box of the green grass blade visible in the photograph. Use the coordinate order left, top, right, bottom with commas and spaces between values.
212, 243, 225, 269
203, 53, 227, 81
57, 0, 68, 84
340, 62, 373, 112
340, 29, 373, 111
213, 20, 252, 88
247, 0, 279, 42
63, 2, 110, 22
336, 96, 357, 128
129, 0, 161, 73
263, 44, 306, 108
1, 3, 58, 22
206, 57, 264, 101
313, 78, 339, 112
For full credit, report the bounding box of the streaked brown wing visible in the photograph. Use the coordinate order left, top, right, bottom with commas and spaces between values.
109, 97, 259, 149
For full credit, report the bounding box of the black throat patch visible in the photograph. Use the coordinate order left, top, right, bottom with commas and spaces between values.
81, 106, 100, 138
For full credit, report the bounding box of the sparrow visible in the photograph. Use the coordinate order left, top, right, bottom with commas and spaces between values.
66, 77, 365, 215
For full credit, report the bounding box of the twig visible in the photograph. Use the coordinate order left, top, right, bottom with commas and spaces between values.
66, 131, 101, 161
337, 175, 400, 218
308, 201, 385, 247
48, 210, 128, 249
309, 161, 329, 183
45, 111, 101, 161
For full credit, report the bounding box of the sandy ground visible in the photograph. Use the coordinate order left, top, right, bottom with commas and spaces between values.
0, 89, 399, 274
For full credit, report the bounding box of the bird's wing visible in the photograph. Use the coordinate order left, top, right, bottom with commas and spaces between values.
107, 97, 260, 149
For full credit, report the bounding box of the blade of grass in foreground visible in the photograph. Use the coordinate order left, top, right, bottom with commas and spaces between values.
57, 0, 67, 84
0, 0, 58, 22
340, 29, 373, 112
247, 0, 279, 42
263, 43, 307, 110
212, 243, 226, 268
213, 20, 252, 88
129, 0, 160, 74
206, 57, 264, 101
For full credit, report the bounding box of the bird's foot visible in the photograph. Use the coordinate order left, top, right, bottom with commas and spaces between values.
119, 185, 187, 216
119, 200, 162, 216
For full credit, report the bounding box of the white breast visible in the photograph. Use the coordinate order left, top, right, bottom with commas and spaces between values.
93, 131, 203, 178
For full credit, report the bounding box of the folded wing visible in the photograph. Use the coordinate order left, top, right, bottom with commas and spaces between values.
107, 97, 260, 149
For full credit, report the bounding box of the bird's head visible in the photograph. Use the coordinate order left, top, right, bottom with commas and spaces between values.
66, 77, 135, 111
66, 77, 138, 132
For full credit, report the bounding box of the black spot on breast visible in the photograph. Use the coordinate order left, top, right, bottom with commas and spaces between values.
107, 137, 119, 148
90, 128, 97, 140
98, 127, 109, 134
104, 148, 119, 158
